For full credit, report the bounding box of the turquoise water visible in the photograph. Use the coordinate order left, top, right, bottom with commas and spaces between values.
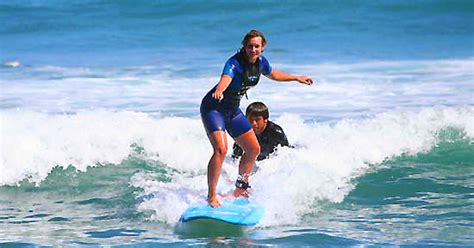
1, 0, 473, 246
2, 0, 473, 66
0, 128, 472, 246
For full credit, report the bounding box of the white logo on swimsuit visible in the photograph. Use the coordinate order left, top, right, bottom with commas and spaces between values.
248, 76, 258, 82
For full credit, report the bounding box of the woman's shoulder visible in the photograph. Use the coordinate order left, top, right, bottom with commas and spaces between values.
227, 54, 241, 65
227, 51, 243, 63
258, 54, 272, 63
259, 56, 272, 74
224, 52, 244, 71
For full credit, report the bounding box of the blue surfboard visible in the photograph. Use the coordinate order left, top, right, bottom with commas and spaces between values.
179, 198, 263, 226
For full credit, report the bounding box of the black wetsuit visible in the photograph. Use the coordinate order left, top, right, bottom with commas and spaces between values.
232, 121, 290, 161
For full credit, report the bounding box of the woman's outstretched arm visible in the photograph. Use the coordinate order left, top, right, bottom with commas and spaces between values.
267, 69, 314, 85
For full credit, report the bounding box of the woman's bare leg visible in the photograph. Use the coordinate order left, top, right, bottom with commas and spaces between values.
206, 130, 228, 207
234, 129, 260, 197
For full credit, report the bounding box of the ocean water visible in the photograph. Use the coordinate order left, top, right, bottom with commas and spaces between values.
1, 0, 473, 246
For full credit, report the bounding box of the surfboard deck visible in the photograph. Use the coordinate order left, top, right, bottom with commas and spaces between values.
179, 197, 263, 226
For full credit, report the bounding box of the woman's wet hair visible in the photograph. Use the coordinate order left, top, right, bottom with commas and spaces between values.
246, 102, 269, 120
241, 30, 267, 48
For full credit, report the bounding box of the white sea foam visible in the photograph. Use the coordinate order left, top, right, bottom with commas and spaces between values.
1, 59, 472, 119
28, 106, 467, 225
1, 107, 473, 224
254, 59, 474, 120
2, 60, 21, 68
1, 58, 473, 226
251, 107, 474, 226
130, 107, 473, 225
0, 110, 211, 185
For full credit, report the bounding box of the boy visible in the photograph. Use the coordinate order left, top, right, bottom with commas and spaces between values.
232, 102, 290, 161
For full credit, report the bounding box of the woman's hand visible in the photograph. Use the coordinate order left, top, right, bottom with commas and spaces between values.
212, 90, 224, 102
212, 74, 233, 102
296, 76, 314, 85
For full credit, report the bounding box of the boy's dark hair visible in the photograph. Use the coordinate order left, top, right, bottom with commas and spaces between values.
245, 102, 269, 120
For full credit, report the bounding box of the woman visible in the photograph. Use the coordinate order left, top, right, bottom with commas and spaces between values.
200, 30, 313, 207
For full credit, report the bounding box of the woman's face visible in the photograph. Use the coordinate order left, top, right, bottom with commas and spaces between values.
244, 37, 265, 63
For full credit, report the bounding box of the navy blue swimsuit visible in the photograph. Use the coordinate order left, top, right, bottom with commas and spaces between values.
200, 50, 272, 138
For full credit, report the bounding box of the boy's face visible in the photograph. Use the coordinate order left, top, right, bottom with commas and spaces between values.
248, 115, 268, 135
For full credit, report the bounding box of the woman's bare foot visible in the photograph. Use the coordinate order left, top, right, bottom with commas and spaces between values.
222, 192, 235, 199
233, 188, 250, 198
207, 194, 221, 208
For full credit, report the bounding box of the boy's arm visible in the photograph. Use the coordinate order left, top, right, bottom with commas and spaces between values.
232, 143, 244, 159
